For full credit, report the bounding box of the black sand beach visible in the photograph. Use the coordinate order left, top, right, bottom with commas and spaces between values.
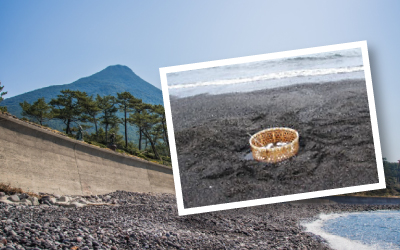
2, 191, 400, 250
170, 80, 379, 208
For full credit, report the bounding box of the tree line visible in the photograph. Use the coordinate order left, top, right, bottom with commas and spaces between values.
19, 89, 170, 162
357, 158, 400, 197
0, 81, 7, 112
382, 158, 400, 191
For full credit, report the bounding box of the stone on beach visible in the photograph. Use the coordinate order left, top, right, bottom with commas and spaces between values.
0, 191, 117, 210
0, 190, 398, 250
8, 195, 20, 202
57, 196, 70, 203
28, 196, 39, 205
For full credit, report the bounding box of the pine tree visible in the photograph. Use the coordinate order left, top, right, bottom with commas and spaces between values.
97, 95, 118, 144
130, 102, 152, 150
49, 89, 81, 134
152, 104, 169, 152
116, 92, 141, 148
19, 97, 53, 125
75, 92, 101, 136
0, 81, 8, 112
130, 107, 161, 160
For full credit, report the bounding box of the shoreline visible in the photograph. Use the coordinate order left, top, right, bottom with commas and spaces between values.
1, 190, 399, 249
301, 208, 400, 250
170, 79, 379, 208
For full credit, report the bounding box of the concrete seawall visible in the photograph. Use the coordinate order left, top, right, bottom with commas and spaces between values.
0, 113, 175, 195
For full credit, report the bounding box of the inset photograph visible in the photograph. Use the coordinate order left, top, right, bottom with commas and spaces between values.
160, 41, 385, 215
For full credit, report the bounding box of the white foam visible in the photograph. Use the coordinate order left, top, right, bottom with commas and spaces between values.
302, 213, 387, 250
168, 66, 364, 89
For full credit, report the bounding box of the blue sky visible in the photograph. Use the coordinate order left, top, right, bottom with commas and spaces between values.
1, 0, 400, 161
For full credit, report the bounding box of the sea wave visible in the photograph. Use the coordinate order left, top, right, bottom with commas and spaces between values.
168, 66, 364, 89
285, 53, 343, 61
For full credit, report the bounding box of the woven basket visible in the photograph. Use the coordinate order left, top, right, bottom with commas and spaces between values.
249, 127, 299, 163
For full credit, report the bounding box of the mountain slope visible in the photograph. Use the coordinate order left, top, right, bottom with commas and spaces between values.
2, 65, 163, 117
1, 65, 163, 145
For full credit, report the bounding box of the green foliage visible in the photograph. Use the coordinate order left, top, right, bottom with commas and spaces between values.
126, 143, 148, 159
0, 82, 7, 102
357, 158, 400, 197
19, 97, 53, 125
129, 105, 163, 160
1, 66, 163, 146
109, 127, 125, 148
16, 87, 171, 165
152, 104, 169, 151
91, 127, 107, 145
0, 82, 8, 111
75, 91, 101, 135
1, 66, 171, 165
49, 89, 82, 134
97, 95, 119, 144
85, 140, 107, 148
117, 91, 142, 148
1, 65, 163, 132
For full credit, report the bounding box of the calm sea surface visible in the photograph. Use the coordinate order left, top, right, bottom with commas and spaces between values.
303, 210, 400, 250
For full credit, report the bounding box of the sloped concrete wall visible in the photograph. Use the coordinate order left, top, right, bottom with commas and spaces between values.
0, 113, 175, 195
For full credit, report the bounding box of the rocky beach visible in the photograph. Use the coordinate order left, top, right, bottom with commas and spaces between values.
170, 80, 379, 208
0, 190, 399, 250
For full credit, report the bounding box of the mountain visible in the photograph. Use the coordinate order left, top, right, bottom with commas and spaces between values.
1, 65, 164, 144
2, 65, 163, 117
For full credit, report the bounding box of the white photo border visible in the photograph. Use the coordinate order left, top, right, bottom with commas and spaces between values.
159, 41, 385, 216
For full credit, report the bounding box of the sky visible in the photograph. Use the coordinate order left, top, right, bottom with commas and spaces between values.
1, 0, 400, 161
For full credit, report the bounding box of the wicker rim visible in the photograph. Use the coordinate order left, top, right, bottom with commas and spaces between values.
249, 127, 299, 150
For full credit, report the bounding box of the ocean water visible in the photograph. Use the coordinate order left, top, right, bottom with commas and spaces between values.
167, 48, 365, 98
303, 210, 400, 250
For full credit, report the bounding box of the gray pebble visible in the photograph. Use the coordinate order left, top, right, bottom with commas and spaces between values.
8, 195, 20, 202
1, 190, 396, 250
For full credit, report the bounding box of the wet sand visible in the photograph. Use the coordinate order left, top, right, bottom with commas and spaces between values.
170, 80, 379, 208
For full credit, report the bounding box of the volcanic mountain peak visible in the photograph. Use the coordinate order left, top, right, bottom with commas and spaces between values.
2, 65, 163, 119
